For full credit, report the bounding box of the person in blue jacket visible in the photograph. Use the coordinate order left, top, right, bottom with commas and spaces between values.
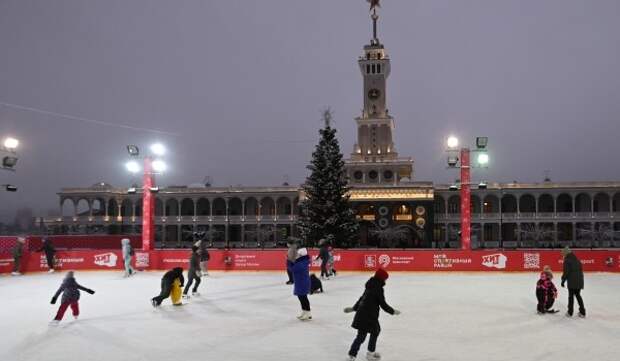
292, 247, 312, 321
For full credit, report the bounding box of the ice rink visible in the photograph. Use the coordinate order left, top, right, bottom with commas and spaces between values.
1, 271, 619, 361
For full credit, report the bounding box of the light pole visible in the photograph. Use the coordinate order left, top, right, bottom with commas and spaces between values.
125, 143, 167, 251
446, 136, 489, 250
1, 137, 19, 172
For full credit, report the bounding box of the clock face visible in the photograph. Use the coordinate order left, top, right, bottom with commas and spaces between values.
368, 88, 381, 100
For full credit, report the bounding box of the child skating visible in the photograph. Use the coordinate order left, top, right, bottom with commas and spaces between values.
536, 268, 558, 314
50, 271, 95, 325
344, 268, 400, 361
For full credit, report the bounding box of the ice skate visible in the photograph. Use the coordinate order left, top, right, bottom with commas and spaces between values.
151, 299, 159, 308
346, 356, 356, 361
11, 272, 21, 276
299, 311, 312, 321
578, 312, 586, 318
73, 315, 79, 320
192, 291, 200, 296
49, 320, 60, 326
565, 312, 573, 317
48, 269, 55, 273
366, 351, 381, 361
182, 294, 190, 299
546, 309, 559, 314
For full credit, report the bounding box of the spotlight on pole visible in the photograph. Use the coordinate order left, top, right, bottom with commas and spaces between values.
476, 137, 488, 150
3, 137, 19, 150
477, 153, 489, 166
449, 184, 459, 191
127, 187, 137, 194
149, 186, 160, 193
126, 145, 140, 156
3, 184, 18, 192
478, 181, 488, 189
150, 143, 166, 156
447, 155, 459, 167
125, 160, 141, 173
151, 159, 167, 173
447, 136, 459, 149
2, 156, 18, 170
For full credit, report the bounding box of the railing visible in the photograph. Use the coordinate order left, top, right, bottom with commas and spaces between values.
519, 212, 535, 219
575, 212, 592, 218
537, 212, 554, 219
502, 213, 518, 220
557, 212, 573, 218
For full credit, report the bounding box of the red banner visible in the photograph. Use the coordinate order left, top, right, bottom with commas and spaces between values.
2, 249, 619, 274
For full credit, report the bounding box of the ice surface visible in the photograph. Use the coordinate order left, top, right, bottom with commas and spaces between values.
1, 271, 619, 361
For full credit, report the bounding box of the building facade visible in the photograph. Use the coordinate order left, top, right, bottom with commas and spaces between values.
41, 10, 620, 249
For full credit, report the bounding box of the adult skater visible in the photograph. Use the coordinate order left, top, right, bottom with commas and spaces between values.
11, 237, 25, 276
195, 237, 210, 276
121, 238, 135, 277
561, 247, 586, 318
292, 247, 312, 321
152, 267, 185, 307
317, 239, 330, 279
37, 237, 56, 273
285, 240, 297, 285
344, 268, 400, 361
50, 271, 95, 324
183, 246, 202, 298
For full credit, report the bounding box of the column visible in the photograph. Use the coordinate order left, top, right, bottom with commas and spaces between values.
241, 199, 246, 220
193, 199, 198, 218
572, 222, 577, 243
553, 222, 558, 247
241, 224, 245, 243
274, 198, 278, 221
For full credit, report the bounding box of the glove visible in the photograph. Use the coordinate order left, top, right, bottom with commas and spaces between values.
343, 307, 355, 313
50, 297, 57, 305
393, 309, 401, 315
86, 289, 95, 295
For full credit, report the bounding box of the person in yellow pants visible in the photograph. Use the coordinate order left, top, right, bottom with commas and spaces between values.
151, 267, 185, 307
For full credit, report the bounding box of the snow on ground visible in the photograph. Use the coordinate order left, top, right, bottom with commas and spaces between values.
1, 271, 619, 361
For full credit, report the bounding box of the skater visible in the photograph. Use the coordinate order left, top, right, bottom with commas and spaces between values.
37, 237, 56, 273
536, 271, 558, 314
328, 244, 337, 277
195, 234, 210, 276
561, 247, 586, 318
317, 239, 330, 279
151, 267, 185, 307
344, 268, 400, 361
11, 237, 25, 276
310, 274, 324, 294
50, 271, 95, 324
292, 247, 312, 320
285, 240, 297, 285
183, 246, 202, 298
121, 238, 135, 277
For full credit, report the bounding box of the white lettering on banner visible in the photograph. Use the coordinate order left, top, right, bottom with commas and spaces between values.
163, 259, 188, 263
0, 257, 12, 266
234, 254, 259, 267
433, 254, 472, 269
364, 255, 377, 268
94, 253, 118, 267
523, 253, 540, 269
391, 256, 414, 265
378, 254, 391, 267
135, 252, 149, 267
482, 253, 507, 269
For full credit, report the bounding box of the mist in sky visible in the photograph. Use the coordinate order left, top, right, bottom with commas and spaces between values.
1, 0, 619, 221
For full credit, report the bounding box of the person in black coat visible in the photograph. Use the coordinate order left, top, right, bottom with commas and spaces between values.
38, 237, 56, 273
50, 271, 95, 323
183, 246, 202, 298
151, 267, 185, 307
561, 247, 586, 317
317, 240, 330, 279
310, 274, 323, 294
344, 269, 400, 361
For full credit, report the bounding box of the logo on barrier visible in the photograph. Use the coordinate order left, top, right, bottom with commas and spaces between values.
364, 255, 377, 268
482, 253, 507, 269
135, 252, 149, 267
378, 254, 391, 268
94, 253, 118, 268
523, 253, 540, 269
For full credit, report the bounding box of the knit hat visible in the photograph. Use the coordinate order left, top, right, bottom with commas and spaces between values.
374, 268, 389, 282
561, 247, 571, 257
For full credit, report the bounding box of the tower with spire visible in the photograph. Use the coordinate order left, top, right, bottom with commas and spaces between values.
345, 4, 414, 185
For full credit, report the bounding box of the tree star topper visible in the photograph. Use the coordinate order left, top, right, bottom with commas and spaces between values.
368, 0, 381, 12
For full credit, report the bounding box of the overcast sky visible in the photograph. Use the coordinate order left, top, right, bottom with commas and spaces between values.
1, 0, 619, 221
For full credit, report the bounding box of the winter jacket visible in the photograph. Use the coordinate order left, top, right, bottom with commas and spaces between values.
196, 241, 210, 262
318, 245, 330, 261
52, 276, 94, 304
351, 277, 395, 334
292, 255, 310, 296
562, 253, 584, 290
121, 238, 132, 260
12, 242, 23, 259
536, 272, 557, 302
287, 244, 298, 263
188, 251, 201, 275
162, 267, 185, 287
37, 239, 55, 256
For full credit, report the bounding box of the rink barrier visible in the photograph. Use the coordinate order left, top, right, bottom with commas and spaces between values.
1, 247, 620, 273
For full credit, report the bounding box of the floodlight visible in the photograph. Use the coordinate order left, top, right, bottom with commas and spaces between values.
127, 187, 137, 194
449, 184, 459, 191
447, 155, 459, 167
476, 137, 488, 149
3, 137, 19, 150
149, 186, 160, 193
125, 160, 141, 173
2, 156, 18, 169
3, 184, 17, 192
477, 153, 489, 165
150, 143, 166, 156
126, 145, 140, 156
152, 159, 167, 173
478, 182, 488, 189
447, 136, 459, 149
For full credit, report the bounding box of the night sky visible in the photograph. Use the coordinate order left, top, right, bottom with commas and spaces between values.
1, 0, 619, 221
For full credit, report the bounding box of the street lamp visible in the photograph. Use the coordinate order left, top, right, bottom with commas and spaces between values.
1, 136, 19, 171
444, 135, 490, 250
3, 137, 19, 150
125, 160, 141, 173
2, 184, 18, 192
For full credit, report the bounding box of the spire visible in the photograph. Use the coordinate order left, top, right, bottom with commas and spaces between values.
368, 0, 381, 43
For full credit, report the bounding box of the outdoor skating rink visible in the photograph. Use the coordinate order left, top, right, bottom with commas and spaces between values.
1, 271, 619, 361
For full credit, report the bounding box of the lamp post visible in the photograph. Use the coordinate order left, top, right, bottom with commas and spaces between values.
1, 137, 19, 172
125, 143, 167, 251
446, 136, 489, 250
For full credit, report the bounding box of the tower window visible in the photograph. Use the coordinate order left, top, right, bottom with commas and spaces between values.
372, 64, 376, 74
377, 64, 381, 73
366, 64, 370, 74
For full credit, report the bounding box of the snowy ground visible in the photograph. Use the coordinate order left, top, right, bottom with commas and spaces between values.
1, 271, 619, 361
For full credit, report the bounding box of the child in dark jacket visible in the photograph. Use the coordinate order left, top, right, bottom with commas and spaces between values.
183, 246, 202, 298
50, 271, 95, 324
152, 267, 185, 307
536, 266, 558, 314
344, 269, 400, 361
